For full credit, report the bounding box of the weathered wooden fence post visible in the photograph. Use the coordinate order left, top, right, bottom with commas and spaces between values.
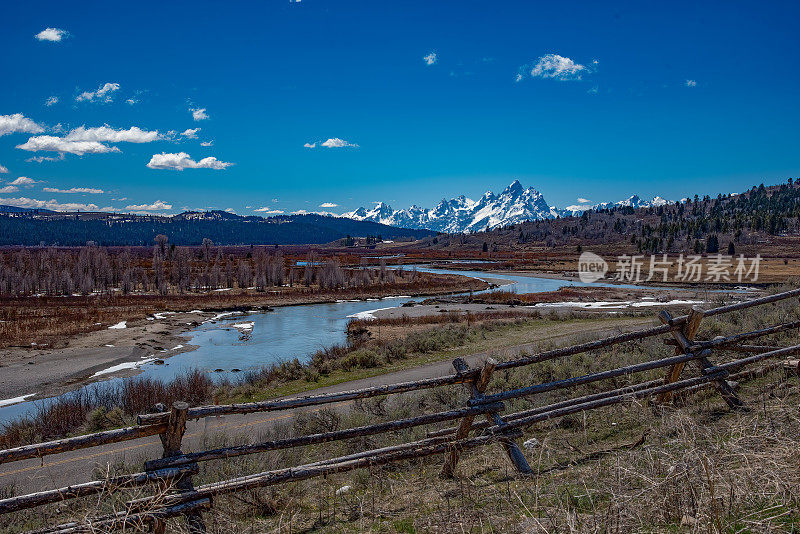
658, 308, 743, 409
151, 401, 206, 534
657, 307, 704, 404
441, 357, 531, 477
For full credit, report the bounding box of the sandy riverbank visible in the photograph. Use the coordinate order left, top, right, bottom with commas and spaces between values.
0, 309, 239, 402
0, 273, 490, 404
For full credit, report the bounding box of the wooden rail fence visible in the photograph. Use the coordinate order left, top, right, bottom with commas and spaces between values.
2, 287, 800, 533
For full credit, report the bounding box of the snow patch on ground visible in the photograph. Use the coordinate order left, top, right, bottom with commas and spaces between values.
92, 358, 156, 377
231, 322, 255, 331
347, 307, 396, 320
108, 321, 127, 329
0, 393, 36, 407
204, 311, 238, 323
534, 299, 703, 309
629, 299, 704, 307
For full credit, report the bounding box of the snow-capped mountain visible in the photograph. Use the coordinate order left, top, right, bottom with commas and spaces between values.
342, 181, 672, 233
560, 195, 671, 216
343, 181, 559, 233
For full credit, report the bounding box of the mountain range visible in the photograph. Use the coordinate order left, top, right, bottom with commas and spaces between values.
0, 210, 434, 246
342, 180, 671, 233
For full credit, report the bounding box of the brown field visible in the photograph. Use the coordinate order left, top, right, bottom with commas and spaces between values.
0, 271, 486, 350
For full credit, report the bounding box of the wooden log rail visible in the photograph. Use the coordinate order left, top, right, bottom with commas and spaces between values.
30, 498, 212, 534
660, 309, 743, 408
427, 378, 666, 439
0, 423, 167, 466
3, 286, 800, 533
704, 344, 800, 373
470, 349, 712, 406
144, 402, 504, 471
661, 319, 800, 352
478, 343, 800, 437
32, 361, 764, 531
482, 371, 731, 435
0, 465, 198, 514
98, 433, 517, 523
136, 372, 478, 426
442, 358, 531, 477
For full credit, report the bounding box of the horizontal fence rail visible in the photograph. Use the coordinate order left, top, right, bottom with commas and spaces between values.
0, 424, 167, 466
1, 287, 800, 533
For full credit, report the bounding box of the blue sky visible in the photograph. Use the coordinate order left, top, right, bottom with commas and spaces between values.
1, 0, 798, 216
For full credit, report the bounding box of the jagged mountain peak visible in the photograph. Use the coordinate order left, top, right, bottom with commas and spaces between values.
340, 181, 672, 233
501, 179, 524, 195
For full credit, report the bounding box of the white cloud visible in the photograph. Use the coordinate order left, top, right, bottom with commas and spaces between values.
64, 125, 161, 143
76, 83, 120, 103
528, 54, 587, 81
587, 85, 598, 95
577, 197, 591, 203
35, 28, 68, 42
254, 207, 284, 214
319, 202, 338, 208
224, 208, 235, 213
191, 108, 209, 121
146, 152, 232, 170
291, 209, 336, 216
125, 200, 172, 211
26, 153, 65, 163
305, 138, 358, 149
0, 164, 7, 174
180, 128, 201, 139
42, 187, 104, 194
16, 135, 120, 155
423, 52, 437, 66
126, 98, 137, 105
320, 138, 358, 148
0, 186, 19, 193
0, 113, 45, 137
0, 196, 116, 212
514, 73, 523, 83
10, 177, 38, 187
685, 79, 697, 87
45, 96, 59, 107
200, 140, 214, 147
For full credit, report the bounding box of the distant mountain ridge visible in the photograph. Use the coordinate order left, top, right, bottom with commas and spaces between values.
342, 181, 671, 232
0, 210, 435, 246
0, 205, 57, 214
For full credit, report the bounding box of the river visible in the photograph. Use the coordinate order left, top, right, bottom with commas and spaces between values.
0, 265, 670, 423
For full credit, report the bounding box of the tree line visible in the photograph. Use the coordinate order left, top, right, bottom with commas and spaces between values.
0, 236, 413, 297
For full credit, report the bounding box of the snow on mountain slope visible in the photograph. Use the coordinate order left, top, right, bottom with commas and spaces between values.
341, 181, 671, 233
